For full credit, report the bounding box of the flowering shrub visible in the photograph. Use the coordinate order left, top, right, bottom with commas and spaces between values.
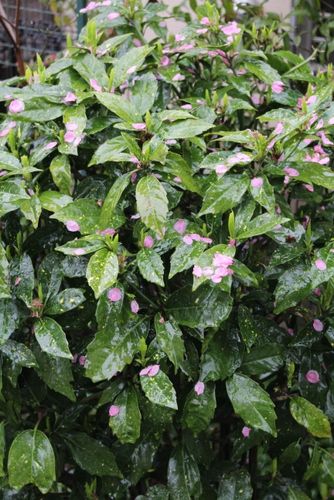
1, 0, 334, 497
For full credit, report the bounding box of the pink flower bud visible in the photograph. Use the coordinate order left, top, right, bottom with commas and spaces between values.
172, 73, 185, 82
64, 131, 76, 143
175, 34, 185, 42
108, 12, 120, 20
160, 55, 170, 66
313, 319, 324, 332
140, 364, 160, 377
271, 81, 284, 94
284, 167, 299, 177
216, 164, 228, 175
90, 79, 102, 92
126, 65, 137, 75
78, 355, 86, 366
213, 253, 234, 267
143, 235, 154, 248
305, 370, 320, 384
132, 122, 146, 131
181, 104, 192, 110
73, 248, 85, 256
8, 99, 24, 113
107, 287, 122, 302
194, 381, 205, 395
66, 220, 80, 232
315, 259, 326, 271
173, 219, 187, 234
220, 21, 241, 36
63, 92, 77, 104
242, 426, 251, 438
251, 177, 263, 189
183, 235, 193, 245
303, 183, 314, 192
192, 265, 203, 278
45, 141, 58, 150
109, 405, 120, 417
211, 274, 222, 283
130, 299, 139, 314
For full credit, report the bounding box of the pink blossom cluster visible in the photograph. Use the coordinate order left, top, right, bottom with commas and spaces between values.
64, 121, 84, 146
193, 252, 234, 283
183, 233, 212, 245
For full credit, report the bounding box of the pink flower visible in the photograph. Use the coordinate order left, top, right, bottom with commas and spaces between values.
318, 131, 333, 146
78, 355, 86, 366
0, 128, 10, 137
203, 267, 214, 276
313, 319, 324, 332
287, 328, 294, 336
216, 164, 228, 175
303, 183, 314, 192
201, 237, 212, 244
80, 1, 97, 13
192, 265, 203, 278
139, 364, 160, 377
8, 99, 24, 113
313, 287, 322, 297
315, 258, 326, 271
99, 228, 116, 236
183, 235, 193, 245
45, 141, 57, 150
251, 177, 263, 189
306, 95, 317, 106
108, 12, 120, 20
143, 235, 154, 248
329, 117, 334, 125
284, 167, 299, 177
63, 92, 77, 104
174, 219, 187, 234
172, 73, 185, 82
166, 139, 177, 145
66, 122, 78, 131
200, 16, 210, 25
127, 65, 137, 75
160, 55, 170, 67
194, 381, 205, 395
178, 44, 195, 52
220, 21, 240, 36
251, 94, 263, 106
66, 220, 80, 232
132, 123, 146, 131
64, 131, 76, 143
213, 253, 234, 267
211, 274, 222, 283
305, 370, 320, 384
73, 248, 86, 256
181, 104, 192, 110
14, 277, 21, 286
274, 122, 284, 134
196, 28, 208, 35
175, 34, 185, 42
242, 426, 251, 438
271, 81, 284, 94
190, 233, 201, 241
107, 287, 122, 302
173, 176, 182, 183
90, 79, 102, 92
109, 405, 120, 417
215, 266, 233, 277
131, 299, 139, 314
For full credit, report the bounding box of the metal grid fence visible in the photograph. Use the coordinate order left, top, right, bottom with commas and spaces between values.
0, 0, 78, 79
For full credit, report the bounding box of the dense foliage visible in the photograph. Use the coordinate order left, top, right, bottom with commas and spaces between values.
1, 0, 334, 498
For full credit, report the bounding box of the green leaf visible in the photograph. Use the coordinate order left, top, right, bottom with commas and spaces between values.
17, 195, 42, 229
249, 175, 275, 213
167, 446, 202, 499
86, 249, 119, 298
34, 317, 72, 359
96, 92, 141, 122
140, 370, 178, 409
0, 340, 36, 367
10, 254, 34, 307
290, 397, 331, 438
288, 488, 311, 500
238, 305, 260, 351
44, 288, 85, 315
8, 429, 56, 494
33, 347, 75, 401
73, 52, 108, 87
39, 191, 72, 212
217, 470, 253, 500
131, 73, 158, 115
56, 236, 105, 256
161, 118, 213, 139
226, 373, 277, 436
66, 432, 121, 477
182, 383, 216, 434
50, 199, 101, 234
274, 264, 312, 314
136, 176, 168, 237
166, 285, 232, 328
0, 244, 10, 299
89, 137, 132, 166
200, 330, 243, 382
155, 314, 185, 370
236, 213, 289, 239
137, 249, 164, 287
169, 241, 205, 278
241, 344, 284, 376
100, 172, 132, 227
112, 45, 152, 88
244, 60, 281, 83
166, 153, 202, 194
109, 386, 141, 444
199, 175, 249, 216
0, 299, 19, 345
86, 316, 147, 382
50, 155, 74, 195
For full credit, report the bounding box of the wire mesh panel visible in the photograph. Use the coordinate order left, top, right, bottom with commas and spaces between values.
0, 0, 77, 78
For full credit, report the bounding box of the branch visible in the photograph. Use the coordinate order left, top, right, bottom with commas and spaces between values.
0, 0, 25, 75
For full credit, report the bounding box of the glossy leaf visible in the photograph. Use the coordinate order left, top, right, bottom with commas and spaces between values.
140, 370, 178, 410
136, 176, 168, 237
86, 249, 119, 298
137, 249, 164, 287
217, 470, 253, 500
167, 446, 202, 499
182, 383, 216, 434
34, 347, 75, 401
109, 386, 141, 444
290, 397, 331, 438
154, 313, 185, 370
34, 317, 72, 359
199, 175, 249, 216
